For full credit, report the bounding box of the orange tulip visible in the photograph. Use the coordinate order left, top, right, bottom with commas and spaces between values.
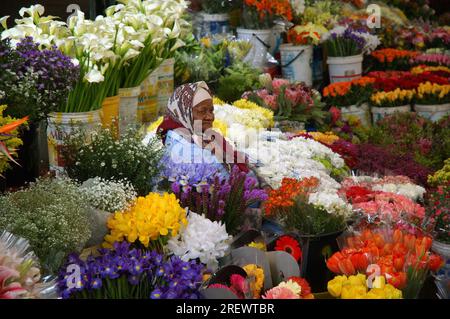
403, 234, 416, 251
388, 272, 407, 289
373, 234, 385, 249
428, 254, 444, 272
393, 229, 403, 244
393, 255, 405, 272
338, 259, 356, 276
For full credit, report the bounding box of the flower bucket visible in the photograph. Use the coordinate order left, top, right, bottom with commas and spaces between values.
327, 54, 363, 83
47, 110, 101, 174
432, 240, 450, 280
237, 28, 272, 70
280, 44, 313, 86
198, 12, 230, 37
297, 230, 344, 292
118, 86, 140, 135
101, 95, 120, 131
371, 105, 411, 124
157, 58, 175, 116
414, 103, 450, 122
340, 103, 370, 127
138, 71, 159, 124
313, 46, 324, 82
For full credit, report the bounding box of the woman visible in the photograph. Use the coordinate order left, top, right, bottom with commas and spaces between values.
157, 81, 250, 178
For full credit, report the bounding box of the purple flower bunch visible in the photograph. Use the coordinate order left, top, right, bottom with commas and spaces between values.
57, 241, 204, 299
172, 165, 267, 234
0, 37, 79, 120
324, 26, 379, 57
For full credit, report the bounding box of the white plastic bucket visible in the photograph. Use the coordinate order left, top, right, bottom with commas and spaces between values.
432, 240, 450, 279
414, 103, 450, 122
237, 28, 272, 70
138, 71, 159, 124
47, 110, 101, 174
157, 58, 175, 116
327, 54, 363, 83
198, 12, 230, 37
371, 105, 411, 124
280, 44, 313, 86
119, 86, 141, 135
340, 103, 370, 127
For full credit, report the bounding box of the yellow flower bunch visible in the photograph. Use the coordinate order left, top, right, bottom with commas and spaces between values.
243, 264, 265, 299
410, 65, 450, 75
104, 192, 187, 248
232, 99, 274, 128
297, 131, 340, 145
213, 118, 228, 136
370, 88, 414, 108
416, 82, 450, 105
213, 97, 226, 105
247, 241, 266, 251
327, 275, 402, 299
428, 158, 450, 186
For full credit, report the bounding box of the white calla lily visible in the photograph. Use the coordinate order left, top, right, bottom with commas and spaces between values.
84, 68, 104, 83
0, 16, 9, 30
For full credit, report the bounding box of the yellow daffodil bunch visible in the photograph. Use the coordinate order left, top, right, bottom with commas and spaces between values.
297, 131, 340, 145
370, 88, 414, 108
232, 99, 274, 128
243, 264, 265, 299
327, 275, 402, 299
410, 65, 450, 75
213, 97, 226, 105
416, 82, 450, 105
104, 192, 187, 249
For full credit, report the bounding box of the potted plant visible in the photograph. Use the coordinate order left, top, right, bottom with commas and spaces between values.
322, 26, 380, 83
414, 82, 450, 122
323, 76, 376, 126
281, 23, 328, 86
370, 88, 414, 124
237, 0, 293, 69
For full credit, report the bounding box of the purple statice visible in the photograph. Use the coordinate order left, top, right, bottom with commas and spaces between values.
173, 165, 267, 234
57, 241, 204, 299
0, 36, 79, 120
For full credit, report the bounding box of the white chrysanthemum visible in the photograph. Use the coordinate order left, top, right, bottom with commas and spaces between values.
167, 212, 232, 271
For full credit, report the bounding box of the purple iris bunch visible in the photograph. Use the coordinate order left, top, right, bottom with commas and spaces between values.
57, 241, 204, 299
172, 165, 268, 234
325, 26, 374, 57
0, 37, 79, 120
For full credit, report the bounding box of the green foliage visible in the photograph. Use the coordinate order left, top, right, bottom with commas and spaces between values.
0, 178, 91, 274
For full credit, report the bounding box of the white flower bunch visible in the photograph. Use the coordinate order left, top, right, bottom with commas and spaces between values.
214, 103, 273, 130
308, 191, 353, 218
167, 212, 231, 271
372, 183, 426, 202
79, 177, 137, 213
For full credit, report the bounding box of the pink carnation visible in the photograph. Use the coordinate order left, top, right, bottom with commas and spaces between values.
262, 286, 300, 299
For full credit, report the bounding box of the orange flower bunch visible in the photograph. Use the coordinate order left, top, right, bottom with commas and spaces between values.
326, 228, 443, 291
371, 49, 419, 63
323, 77, 375, 98
264, 177, 319, 216
244, 0, 293, 21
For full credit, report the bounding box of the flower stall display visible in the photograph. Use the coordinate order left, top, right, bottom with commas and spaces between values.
0, 231, 57, 299
61, 126, 163, 196
326, 227, 443, 299
371, 48, 419, 71
370, 88, 414, 123
104, 192, 188, 250
322, 26, 380, 83
167, 212, 232, 271
414, 82, 450, 122
237, 0, 293, 69
0, 105, 27, 175
0, 178, 91, 274
327, 274, 402, 299
171, 165, 268, 235
244, 77, 326, 130
323, 76, 375, 126
58, 241, 204, 299
281, 23, 328, 85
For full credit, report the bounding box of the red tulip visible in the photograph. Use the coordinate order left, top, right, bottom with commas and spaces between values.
327, 252, 345, 273
351, 253, 369, 272
383, 243, 393, 255
388, 272, 407, 289
393, 255, 405, 272
338, 258, 356, 276
373, 234, 385, 249
404, 234, 417, 251
428, 254, 444, 272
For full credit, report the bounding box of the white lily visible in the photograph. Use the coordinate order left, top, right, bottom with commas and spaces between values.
84, 68, 104, 83
0, 16, 9, 29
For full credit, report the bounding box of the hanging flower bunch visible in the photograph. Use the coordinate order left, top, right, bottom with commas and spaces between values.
58, 241, 204, 299
167, 212, 231, 271
370, 88, 414, 108
241, 0, 293, 29
0, 231, 57, 299
287, 23, 328, 46
323, 76, 376, 108
326, 228, 443, 298
416, 82, 450, 105
328, 274, 402, 299
104, 192, 187, 250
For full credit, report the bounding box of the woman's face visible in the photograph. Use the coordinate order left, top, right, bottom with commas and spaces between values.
192, 99, 215, 132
